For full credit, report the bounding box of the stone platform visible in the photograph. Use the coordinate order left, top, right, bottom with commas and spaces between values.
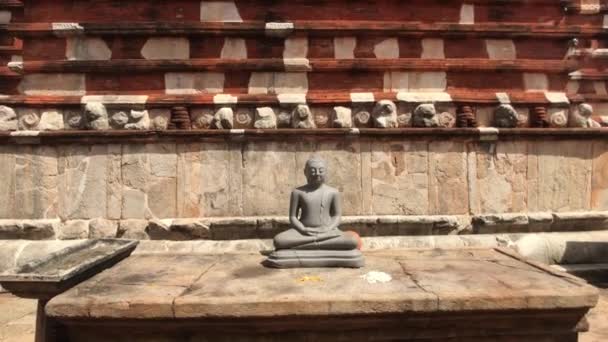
45, 248, 598, 342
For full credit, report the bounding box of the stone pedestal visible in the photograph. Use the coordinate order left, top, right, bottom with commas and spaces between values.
45, 248, 598, 341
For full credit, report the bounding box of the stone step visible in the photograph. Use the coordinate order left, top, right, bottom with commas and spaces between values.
11, 58, 574, 74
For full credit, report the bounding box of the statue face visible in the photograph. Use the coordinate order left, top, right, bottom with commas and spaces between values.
304, 160, 327, 186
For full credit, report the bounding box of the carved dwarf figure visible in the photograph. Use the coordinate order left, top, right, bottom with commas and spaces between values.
264, 157, 364, 268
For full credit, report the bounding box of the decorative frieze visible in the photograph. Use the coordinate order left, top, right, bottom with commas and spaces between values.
0, 100, 591, 132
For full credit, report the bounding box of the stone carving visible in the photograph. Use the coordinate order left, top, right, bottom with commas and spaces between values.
549, 108, 568, 128
265, 156, 364, 268
277, 110, 292, 128
18, 108, 40, 130
353, 108, 372, 127
38, 109, 65, 130
149, 109, 171, 130
0, 105, 17, 131
235, 108, 253, 127
125, 110, 150, 130
332, 106, 352, 128
570, 103, 600, 128
254, 107, 277, 129
84, 102, 110, 130
493, 104, 518, 128
213, 107, 234, 129
169, 106, 191, 130
191, 108, 214, 129
292, 104, 316, 129
413, 104, 439, 127
110, 111, 129, 128
437, 111, 456, 128
109, 109, 149, 130
397, 113, 412, 127
372, 100, 398, 128
65, 109, 85, 129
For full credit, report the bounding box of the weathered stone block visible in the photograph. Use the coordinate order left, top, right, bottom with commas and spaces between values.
141, 38, 189, 60
530, 141, 592, 212
0, 106, 17, 131
118, 220, 149, 240
371, 141, 429, 215
0, 219, 58, 240
472, 213, 529, 233
58, 145, 108, 219
66, 37, 112, 60
18, 74, 86, 96
209, 217, 257, 240
57, 220, 90, 240
89, 218, 119, 239
0, 146, 16, 219
165, 72, 225, 95
473, 141, 528, 214
148, 219, 211, 240
552, 211, 608, 232
200, 1, 243, 22
243, 142, 296, 216
429, 142, 468, 215
14, 146, 59, 219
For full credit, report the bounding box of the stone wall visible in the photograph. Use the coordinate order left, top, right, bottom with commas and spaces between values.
1, 136, 608, 239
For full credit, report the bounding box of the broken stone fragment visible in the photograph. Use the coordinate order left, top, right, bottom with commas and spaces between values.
213, 107, 234, 129
0, 105, 17, 131
84, 102, 110, 130
64, 109, 85, 129
124, 109, 150, 130
412, 104, 439, 128
0, 220, 58, 240
437, 111, 456, 128
254, 107, 277, 129
38, 109, 65, 130
149, 108, 171, 131
493, 104, 519, 128
332, 106, 353, 128
147, 219, 210, 240
292, 104, 315, 129
277, 110, 292, 128
110, 111, 129, 128
372, 100, 398, 128
57, 220, 90, 240
118, 220, 149, 240
191, 108, 214, 129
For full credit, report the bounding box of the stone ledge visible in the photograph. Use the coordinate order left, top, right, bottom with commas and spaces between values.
1, 128, 608, 145
1, 212, 608, 241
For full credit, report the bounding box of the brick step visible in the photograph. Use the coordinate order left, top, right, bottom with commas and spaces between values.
8, 21, 606, 38
0, 91, 570, 107
20, 35, 575, 62
10, 58, 575, 74
21, 1, 572, 23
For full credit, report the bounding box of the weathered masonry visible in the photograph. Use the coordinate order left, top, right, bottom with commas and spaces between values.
1, 1, 608, 240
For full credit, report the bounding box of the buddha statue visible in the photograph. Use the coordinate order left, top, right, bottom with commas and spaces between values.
264, 156, 365, 268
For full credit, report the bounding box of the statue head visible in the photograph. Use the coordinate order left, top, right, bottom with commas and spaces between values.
304, 156, 327, 187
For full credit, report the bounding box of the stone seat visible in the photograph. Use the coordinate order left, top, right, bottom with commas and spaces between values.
45, 248, 598, 342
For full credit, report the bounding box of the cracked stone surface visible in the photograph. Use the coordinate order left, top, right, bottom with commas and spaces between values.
46, 248, 597, 320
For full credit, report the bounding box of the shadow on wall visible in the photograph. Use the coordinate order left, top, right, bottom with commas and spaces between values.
562, 241, 608, 265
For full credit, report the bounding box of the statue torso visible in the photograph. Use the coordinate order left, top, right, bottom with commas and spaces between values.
295, 184, 336, 229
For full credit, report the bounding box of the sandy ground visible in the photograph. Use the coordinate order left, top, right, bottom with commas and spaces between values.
0, 289, 606, 341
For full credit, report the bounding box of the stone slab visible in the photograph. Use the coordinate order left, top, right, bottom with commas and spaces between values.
47, 248, 598, 320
